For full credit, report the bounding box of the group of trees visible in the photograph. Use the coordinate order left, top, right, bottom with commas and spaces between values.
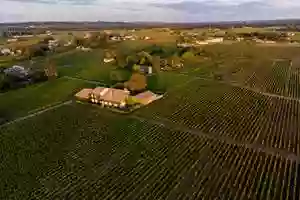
109, 45, 186, 92
0, 59, 57, 92
74, 32, 110, 48
234, 31, 290, 41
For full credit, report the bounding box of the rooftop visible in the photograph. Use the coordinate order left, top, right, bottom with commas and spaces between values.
91, 87, 130, 104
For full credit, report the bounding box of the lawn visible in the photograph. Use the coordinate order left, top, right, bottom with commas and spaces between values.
0, 78, 96, 123
25, 49, 116, 84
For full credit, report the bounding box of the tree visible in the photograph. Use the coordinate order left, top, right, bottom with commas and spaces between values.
152, 55, 161, 74
124, 73, 147, 92
44, 59, 58, 79
137, 51, 153, 65
110, 69, 130, 83
116, 52, 126, 67
182, 51, 194, 60
170, 55, 182, 68
126, 96, 139, 106
0, 73, 6, 90
126, 55, 139, 69
30, 70, 47, 83
73, 37, 85, 46
41, 36, 54, 44
132, 64, 141, 72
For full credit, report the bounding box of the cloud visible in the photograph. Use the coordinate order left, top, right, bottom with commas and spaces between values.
7, 0, 98, 5
1, 0, 300, 22
151, 1, 300, 21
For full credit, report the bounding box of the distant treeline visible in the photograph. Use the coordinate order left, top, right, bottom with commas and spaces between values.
2, 19, 300, 31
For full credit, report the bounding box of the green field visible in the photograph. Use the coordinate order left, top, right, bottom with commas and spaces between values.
0, 78, 95, 122
1, 37, 300, 199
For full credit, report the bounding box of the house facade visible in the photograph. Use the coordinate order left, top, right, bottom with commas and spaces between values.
90, 87, 130, 108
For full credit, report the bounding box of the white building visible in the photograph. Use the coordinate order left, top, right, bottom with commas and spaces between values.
1, 48, 11, 55
205, 38, 224, 43
104, 58, 115, 63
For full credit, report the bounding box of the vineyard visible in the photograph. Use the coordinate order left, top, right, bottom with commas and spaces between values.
136, 79, 300, 156
183, 43, 300, 99
0, 103, 299, 199
1, 42, 300, 199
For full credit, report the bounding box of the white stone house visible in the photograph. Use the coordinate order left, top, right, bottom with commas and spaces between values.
90, 87, 130, 108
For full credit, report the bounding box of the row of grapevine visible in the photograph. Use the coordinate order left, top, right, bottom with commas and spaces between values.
137, 79, 300, 156
188, 57, 300, 99
1, 103, 299, 199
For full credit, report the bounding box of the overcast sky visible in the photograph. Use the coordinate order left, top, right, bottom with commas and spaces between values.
1, 0, 300, 22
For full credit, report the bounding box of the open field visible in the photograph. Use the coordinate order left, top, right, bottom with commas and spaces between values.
0, 78, 95, 123
134, 29, 178, 44
0, 103, 299, 199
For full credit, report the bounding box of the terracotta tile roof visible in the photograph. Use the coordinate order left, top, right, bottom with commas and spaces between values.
75, 88, 93, 100
92, 87, 129, 104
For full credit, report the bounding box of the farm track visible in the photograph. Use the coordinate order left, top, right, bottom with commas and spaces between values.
132, 115, 300, 162
136, 78, 300, 157
0, 100, 72, 128
63, 76, 108, 86
179, 73, 300, 103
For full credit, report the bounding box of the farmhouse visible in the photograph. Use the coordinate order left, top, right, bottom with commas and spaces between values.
90, 87, 130, 108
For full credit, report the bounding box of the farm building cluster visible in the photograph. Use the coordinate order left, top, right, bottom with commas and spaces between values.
75, 87, 162, 109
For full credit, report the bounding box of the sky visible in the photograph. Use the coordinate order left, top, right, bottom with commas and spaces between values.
1, 0, 300, 23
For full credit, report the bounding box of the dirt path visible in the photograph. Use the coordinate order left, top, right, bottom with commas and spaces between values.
178, 73, 300, 103
0, 100, 72, 129
63, 76, 108, 86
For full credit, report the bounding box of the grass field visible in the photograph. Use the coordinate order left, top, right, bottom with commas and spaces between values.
134, 29, 178, 44
0, 78, 95, 123
0, 103, 298, 199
